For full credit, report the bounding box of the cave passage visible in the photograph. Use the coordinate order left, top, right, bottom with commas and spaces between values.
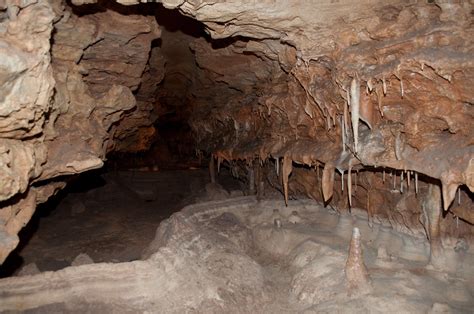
0, 0, 473, 312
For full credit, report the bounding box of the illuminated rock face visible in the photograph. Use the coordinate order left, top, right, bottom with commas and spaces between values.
0, 0, 473, 263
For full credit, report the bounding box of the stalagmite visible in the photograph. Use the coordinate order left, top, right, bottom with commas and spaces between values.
348, 167, 352, 206
345, 227, 371, 294
350, 77, 360, 154
382, 76, 387, 95
393, 171, 396, 190
322, 163, 336, 202
382, 170, 385, 183
274, 218, 282, 229
282, 155, 293, 206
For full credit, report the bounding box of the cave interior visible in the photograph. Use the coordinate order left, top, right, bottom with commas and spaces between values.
0, 0, 473, 312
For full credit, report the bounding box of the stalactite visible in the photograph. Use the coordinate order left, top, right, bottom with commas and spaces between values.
376, 86, 384, 117
382, 170, 385, 183
350, 77, 360, 154
344, 91, 349, 137
415, 172, 419, 194
367, 78, 373, 92
348, 167, 352, 207
392, 171, 396, 190
400, 78, 404, 98
248, 164, 255, 195
256, 161, 264, 199
341, 170, 344, 191
346, 88, 351, 108
341, 115, 346, 152
382, 76, 387, 95
275, 157, 279, 176
457, 187, 461, 205
395, 132, 402, 161
441, 177, 459, 211
322, 163, 335, 202
282, 155, 293, 206
209, 157, 216, 183
407, 171, 411, 189
400, 171, 404, 193
425, 184, 443, 268
217, 156, 222, 173
355, 171, 358, 192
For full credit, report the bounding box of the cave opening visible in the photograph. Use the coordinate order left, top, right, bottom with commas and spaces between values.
0, 0, 473, 312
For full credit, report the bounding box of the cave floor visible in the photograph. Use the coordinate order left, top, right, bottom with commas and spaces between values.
0, 170, 472, 312
0, 196, 472, 312
1, 168, 242, 276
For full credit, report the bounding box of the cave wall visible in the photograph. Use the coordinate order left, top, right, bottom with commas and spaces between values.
0, 0, 473, 263
0, 0, 164, 262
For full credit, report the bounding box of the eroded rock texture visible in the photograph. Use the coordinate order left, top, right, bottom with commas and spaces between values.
0, 0, 163, 262
0, 0, 473, 265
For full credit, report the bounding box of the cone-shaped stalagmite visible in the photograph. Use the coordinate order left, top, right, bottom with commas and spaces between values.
345, 227, 371, 294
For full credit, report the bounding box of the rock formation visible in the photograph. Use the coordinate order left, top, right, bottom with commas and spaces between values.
0, 0, 472, 272
345, 227, 371, 294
